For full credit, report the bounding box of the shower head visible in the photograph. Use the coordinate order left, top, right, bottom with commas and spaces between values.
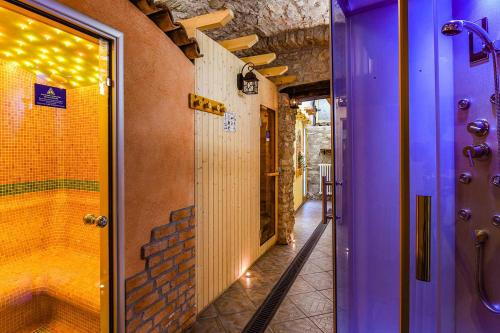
441, 20, 498, 53
441, 20, 464, 36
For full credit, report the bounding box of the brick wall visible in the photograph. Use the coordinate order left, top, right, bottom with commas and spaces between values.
125, 206, 196, 332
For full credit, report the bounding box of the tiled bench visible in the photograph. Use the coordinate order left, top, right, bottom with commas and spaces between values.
0, 248, 100, 313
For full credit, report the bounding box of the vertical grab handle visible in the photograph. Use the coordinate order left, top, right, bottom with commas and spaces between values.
416, 195, 431, 282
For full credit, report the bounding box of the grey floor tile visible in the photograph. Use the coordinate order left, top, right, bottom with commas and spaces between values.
289, 291, 334, 317
301, 272, 334, 291
287, 276, 316, 295
299, 262, 325, 275
271, 298, 307, 324
198, 304, 219, 319
271, 318, 322, 333
219, 310, 254, 333
310, 313, 334, 333
188, 317, 226, 333
213, 288, 256, 315
319, 288, 334, 302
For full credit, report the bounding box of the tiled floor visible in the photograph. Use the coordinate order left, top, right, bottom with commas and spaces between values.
269, 219, 333, 333
190, 200, 334, 333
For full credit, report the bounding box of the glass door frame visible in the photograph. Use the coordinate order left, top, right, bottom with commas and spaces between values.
399, 1, 410, 332
6, 0, 126, 331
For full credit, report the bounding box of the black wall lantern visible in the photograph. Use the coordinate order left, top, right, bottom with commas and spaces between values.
237, 62, 259, 95
290, 97, 300, 109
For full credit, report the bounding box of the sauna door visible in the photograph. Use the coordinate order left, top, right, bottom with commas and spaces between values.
0, 1, 112, 332
260, 106, 278, 245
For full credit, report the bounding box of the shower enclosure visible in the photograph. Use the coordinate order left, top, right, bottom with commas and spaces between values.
332, 0, 500, 332
0, 1, 115, 331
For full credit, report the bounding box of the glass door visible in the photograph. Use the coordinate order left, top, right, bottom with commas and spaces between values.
407, 0, 500, 332
260, 106, 278, 245
0, 2, 111, 332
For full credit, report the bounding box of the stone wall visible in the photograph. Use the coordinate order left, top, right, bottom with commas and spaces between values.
273, 46, 331, 86
277, 94, 297, 244
306, 126, 332, 199
125, 206, 196, 332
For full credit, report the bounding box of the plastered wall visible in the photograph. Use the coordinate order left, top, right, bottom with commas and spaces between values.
59, 0, 195, 279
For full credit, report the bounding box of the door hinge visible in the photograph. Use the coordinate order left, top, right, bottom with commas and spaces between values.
106, 78, 112, 87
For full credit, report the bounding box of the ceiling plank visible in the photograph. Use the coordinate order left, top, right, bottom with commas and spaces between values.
218, 34, 259, 52
258, 66, 289, 77
270, 75, 297, 86
240, 53, 277, 66
178, 9, 234, 38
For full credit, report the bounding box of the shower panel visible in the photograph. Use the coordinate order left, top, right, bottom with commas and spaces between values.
442, 2, 500, 328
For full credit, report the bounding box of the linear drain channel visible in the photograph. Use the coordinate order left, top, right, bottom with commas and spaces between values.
242, 221, 329, 333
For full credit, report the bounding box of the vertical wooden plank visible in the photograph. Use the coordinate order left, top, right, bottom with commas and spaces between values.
194, 32, 279, 311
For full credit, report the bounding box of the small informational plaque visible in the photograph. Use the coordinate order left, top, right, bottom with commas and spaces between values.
224, 112, 237, 132
34, 83, 67, 109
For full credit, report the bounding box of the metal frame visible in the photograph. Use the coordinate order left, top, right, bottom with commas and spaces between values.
5, 1, 126, 331
398, 0, 410, 332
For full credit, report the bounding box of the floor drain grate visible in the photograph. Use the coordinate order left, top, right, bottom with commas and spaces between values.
242, 221, 329, 333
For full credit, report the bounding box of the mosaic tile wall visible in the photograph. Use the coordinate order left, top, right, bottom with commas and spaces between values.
0, 60, 106, 332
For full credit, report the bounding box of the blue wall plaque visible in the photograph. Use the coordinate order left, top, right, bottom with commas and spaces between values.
34, 83, 66, 109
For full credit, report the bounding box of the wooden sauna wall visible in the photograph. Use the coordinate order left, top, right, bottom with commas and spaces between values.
194, 31, 279, 311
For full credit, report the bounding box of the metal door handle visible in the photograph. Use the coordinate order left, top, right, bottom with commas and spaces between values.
84, 214, 109, 228
416, 195, 431, 282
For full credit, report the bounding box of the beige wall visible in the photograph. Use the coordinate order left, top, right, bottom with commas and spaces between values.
59, 0, 195, 278
194, 31, 278, 311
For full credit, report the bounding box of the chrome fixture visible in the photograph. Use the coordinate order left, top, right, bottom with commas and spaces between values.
442, 20, 500, 168
492, 215, 500, 227
463, 143, 490, 166
458, 98, 471, 110
416, 196, 431, 282
458, 172, 472, 184
458, 209, 472, 221
491, 174, 500, 187
467, 119, 489, 137
475, 229, 500, 314
83, 214, 109, 228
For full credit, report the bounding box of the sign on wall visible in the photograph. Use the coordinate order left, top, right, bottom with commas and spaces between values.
224, 112, 237, 132
34, 83, 67, 109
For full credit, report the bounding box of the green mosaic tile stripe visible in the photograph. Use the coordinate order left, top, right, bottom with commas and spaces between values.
0, 179, 100, 196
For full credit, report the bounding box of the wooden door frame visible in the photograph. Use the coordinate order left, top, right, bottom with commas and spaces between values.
259, 105, 279, 249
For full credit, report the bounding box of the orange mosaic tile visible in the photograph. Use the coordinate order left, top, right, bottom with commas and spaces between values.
0, 30, 107, 331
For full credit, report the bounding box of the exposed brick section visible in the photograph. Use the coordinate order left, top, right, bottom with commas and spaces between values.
126, 206, 196, 332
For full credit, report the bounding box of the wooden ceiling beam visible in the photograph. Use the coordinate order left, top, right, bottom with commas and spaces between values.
218, 34, 259, 52
258, 66, 289, 77
178, 8, 234, 38
240, 53, 277, 66
270, 75, 297, 86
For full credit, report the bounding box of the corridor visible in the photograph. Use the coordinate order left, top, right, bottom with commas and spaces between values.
190, 201, 333, 332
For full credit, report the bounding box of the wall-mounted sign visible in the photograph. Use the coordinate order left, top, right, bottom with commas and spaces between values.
34, 83, 66, 109
224, 112, 237, 132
